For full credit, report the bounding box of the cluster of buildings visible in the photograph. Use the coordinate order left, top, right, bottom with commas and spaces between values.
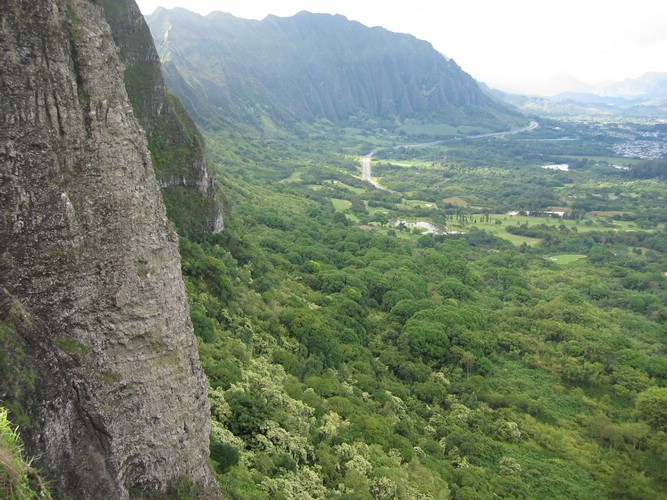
612, 140, 667, 159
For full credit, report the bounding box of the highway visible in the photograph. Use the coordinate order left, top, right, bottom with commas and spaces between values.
361, 121, 539, 189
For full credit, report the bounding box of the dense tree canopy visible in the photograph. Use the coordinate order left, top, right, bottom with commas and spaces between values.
174, 112, 667, 498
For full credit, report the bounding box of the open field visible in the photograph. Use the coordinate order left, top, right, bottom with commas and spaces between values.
400, 199, 438, 209
322, 180, 366, 194
442, 197, 468, 207
548, 254, 588, 264
444, 213, 646, 247
330, 198, 352, 211
472, 214, 639, 232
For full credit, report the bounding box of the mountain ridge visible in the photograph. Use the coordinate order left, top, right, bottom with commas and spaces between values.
146, 8, 523, 133
488, 72, 667, 119
100, 0, 225, 235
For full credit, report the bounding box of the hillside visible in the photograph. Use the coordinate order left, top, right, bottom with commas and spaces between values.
3, 2, 665, 498
141, 10, 667, 493
99, 0, 225, 235
146, 9, 523, 133
177, 120, 667, 497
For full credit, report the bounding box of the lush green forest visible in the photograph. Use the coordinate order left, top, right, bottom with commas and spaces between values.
176, 116, 667, 498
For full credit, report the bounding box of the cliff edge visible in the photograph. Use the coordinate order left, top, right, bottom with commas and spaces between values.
100, 0, 224, 235
0, 0, 215, 497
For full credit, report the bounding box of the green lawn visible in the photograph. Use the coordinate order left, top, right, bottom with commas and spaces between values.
330, 198, 352, 211
453, 217, 540, 246
322, 180, 366, 194
548, 254, 587, 264
400, 199, 438, 209
471, 213, 639, 239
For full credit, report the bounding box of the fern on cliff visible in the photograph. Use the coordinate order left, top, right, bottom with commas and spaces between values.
0, 408, 50, 500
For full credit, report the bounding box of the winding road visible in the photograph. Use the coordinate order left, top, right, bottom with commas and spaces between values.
467, 119, 539, 139
395, 120, 539, 148
360, 121, 539, 189
361, 151, 391, 191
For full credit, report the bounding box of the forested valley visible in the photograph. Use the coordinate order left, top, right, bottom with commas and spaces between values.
3, 3, 667, 498
138, 9, 667, 499
172, 113, 667, 498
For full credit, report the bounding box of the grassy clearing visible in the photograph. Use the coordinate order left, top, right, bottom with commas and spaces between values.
442, 197, 468, 207
451, 213, 643, 247
366, 206, 391, 216
488, 230, 542, 247
477, 214, 637, 232
279, 171, 304, 183
322, 180, 366, 194
330, 198, 352, 211
454, 217, 538, 246
549, 254, 587, 264
400, 199, 438, 209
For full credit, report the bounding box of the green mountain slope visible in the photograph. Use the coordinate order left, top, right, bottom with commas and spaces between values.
143, 6, 667, 499
180, 172, 667, 498
100, 0, 225, 235
146, 9, 523, 133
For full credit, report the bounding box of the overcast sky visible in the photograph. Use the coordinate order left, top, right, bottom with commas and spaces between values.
135, 0, 667, 95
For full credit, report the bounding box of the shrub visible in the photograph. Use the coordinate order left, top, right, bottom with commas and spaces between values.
0, 407, 50, 499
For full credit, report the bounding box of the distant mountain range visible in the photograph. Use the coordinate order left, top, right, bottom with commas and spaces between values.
498, 72, 667, 100
551, 72, 667, 103
146, 9, 523, 133
488, 72, 667, 118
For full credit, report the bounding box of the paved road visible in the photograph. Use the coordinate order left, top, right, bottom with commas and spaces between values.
396, 120, 539, 148
361, 152, 373, 181
468, 120, 539, 139
361, 121, 539, 189
361, 151, 390, 191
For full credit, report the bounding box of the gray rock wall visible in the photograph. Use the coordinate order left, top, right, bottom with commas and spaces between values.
0, 0, 214, 497
100, 0, 224, 235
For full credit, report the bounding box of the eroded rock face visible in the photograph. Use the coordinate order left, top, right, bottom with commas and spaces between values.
100, 0, 224, 235
0, 0, 214, 497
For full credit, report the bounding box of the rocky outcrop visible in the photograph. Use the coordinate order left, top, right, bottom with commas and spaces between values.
100, 0, 224, 235
0, 0, 215, 497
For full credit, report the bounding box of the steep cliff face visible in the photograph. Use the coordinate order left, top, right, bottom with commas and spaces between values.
147, 9, 520, 130
0, 0, 215, 497
99, 0, 224, 235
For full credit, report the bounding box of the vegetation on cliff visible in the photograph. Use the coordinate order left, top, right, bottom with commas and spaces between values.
100, 0, 224, 235
0, 407, 50, 499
